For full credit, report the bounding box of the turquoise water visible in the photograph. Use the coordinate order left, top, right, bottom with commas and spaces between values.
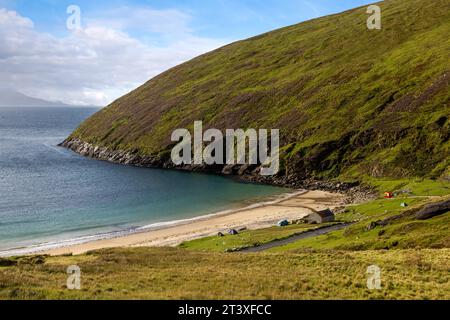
0, 107, 287, 254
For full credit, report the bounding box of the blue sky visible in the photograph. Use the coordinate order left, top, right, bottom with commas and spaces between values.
3, 0, 375, 40
0, 0, 376, 105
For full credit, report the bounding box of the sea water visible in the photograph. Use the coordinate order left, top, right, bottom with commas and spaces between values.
0, 107, 287, 255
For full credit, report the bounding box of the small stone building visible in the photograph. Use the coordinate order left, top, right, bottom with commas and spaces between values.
304, 209, 335, 224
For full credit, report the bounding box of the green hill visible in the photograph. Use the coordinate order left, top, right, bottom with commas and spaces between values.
64, 0, 450, 184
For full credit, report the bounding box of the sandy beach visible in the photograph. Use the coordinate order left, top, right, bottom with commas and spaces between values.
40, 190, 346, 256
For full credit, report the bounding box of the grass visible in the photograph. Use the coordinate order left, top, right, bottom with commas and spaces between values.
179, 223, 336, 252
0, 248, 449, 300
270, 212, 450, 252
360, 177, 450, 197
268, 181, 450, 252
179, 179, 450, 253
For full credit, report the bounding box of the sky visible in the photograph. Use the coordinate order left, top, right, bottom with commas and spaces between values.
0, 0, 375, 106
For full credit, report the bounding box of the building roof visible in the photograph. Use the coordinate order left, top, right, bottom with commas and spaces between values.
316, 209, 334, 219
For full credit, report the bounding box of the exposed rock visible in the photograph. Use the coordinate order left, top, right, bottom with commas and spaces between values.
370, 209, 417, 228
366, 221, 380, 231
416, 200, 450, 220
395, 189, 413, 196
222, 165, 238, 175
59, 138, 378, 202
237, 164, 256, 176
0, 258, 17, 267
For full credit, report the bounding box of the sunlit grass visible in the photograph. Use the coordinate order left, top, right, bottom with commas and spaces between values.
1, 248, 449, 300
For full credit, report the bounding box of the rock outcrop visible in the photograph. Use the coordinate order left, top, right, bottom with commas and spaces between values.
416, 200, 450, 220
59, 137, 376, 202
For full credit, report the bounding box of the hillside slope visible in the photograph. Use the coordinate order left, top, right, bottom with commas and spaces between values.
64, 0, 450, 185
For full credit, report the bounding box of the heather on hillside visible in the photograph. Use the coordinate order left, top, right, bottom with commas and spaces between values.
68, 0, 450, 181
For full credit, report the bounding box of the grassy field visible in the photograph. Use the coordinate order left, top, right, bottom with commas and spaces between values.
1, 248, 449, 300
179, 223, 336, 252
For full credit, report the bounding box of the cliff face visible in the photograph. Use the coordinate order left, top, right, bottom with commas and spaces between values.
60, 138, 374, 199
64, 0, 450, 185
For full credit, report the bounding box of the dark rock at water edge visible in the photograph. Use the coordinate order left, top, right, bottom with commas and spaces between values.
59, 138, 377, 203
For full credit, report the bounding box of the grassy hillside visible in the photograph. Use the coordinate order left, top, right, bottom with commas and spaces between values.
67, 0, 450, 181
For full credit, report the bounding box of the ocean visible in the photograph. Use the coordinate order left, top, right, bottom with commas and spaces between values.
0, 107, 287, 255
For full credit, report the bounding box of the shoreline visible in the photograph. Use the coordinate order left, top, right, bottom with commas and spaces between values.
59, 138, 376, 202
0, 190, 301, 257
0, 189, 346, 257
0, 133, 366, 258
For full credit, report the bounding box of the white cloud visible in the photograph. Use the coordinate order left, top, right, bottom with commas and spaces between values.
0, 8, 33, 28
0, 8, 226, 106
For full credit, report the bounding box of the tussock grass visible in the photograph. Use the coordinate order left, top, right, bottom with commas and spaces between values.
1, 248, 448, 300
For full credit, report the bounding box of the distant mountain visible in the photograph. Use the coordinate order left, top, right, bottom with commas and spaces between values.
0, 90, 69, 107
